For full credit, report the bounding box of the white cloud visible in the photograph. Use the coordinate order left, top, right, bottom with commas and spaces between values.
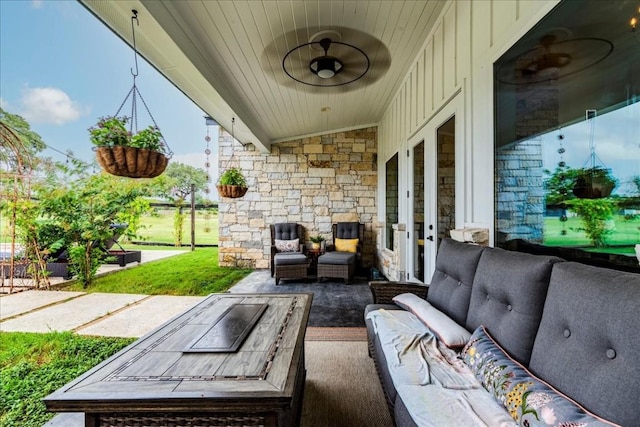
0, 97, 8, 110
19, 87, 85, 125
31, 0, 43, 9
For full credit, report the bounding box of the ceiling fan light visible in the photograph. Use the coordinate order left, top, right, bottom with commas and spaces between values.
310, 56, 343, 79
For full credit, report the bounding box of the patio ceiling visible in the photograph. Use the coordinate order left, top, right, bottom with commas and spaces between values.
80, 1, 446, 153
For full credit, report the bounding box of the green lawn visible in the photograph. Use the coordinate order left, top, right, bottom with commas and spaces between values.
0, 332, 134, 427
1, 207, 219, 248
543, 215, 640, 254
131, 208, 219, 246
65, 247, 252, 295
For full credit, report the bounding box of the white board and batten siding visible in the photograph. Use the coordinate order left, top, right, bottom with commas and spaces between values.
377, 0, 559, 246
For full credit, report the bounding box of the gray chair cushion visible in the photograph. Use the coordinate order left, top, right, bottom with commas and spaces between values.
335, 222, 361, 239
317, 252, 355, 265
529, 262, 640, 427
274, 252, 308, 266
272, 223, 300, 240
427, 238, 485, 325
465, 246, 561, 365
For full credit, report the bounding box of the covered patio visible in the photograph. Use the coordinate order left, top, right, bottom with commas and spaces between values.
46, 0, 640, 280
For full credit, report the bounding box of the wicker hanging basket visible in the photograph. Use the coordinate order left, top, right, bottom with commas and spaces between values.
92, 11, 172, 179
216, 184, 248, 198
95, 146, 169, 179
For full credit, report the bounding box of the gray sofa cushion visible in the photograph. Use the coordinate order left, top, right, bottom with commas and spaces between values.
465, 246, 561, 365
317, 252, 355, 265
529, 262, 640, 427
427, 238, 485, 325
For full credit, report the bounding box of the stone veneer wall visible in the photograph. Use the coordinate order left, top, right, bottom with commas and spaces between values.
217, 126, 378, 270
495, 138, 545, 244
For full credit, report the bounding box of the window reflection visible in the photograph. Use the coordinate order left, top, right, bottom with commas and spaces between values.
386, 153, 399, 250
494, 0, 640, 271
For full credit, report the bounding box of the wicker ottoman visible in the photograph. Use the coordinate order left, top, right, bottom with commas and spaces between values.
317, 252, 356, 284
274, 252, 309, 285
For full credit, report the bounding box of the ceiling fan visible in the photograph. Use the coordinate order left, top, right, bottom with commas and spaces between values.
271, 27, 391, 90
518, 35, 572, 77
496, 33, 613, 85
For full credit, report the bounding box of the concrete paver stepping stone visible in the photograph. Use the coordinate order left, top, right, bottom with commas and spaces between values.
0, 290, 85, 321
77, 295, 205, 338
0, 293, 148, 333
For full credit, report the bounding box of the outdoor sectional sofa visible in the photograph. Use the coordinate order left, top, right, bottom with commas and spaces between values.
365, 238, 640, 426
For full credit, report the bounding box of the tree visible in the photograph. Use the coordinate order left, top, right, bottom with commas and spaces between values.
543, 165, 579, 205
0, 108, 46, 155
152, 162, 209, 246
564, 198, 616, 247
35, 173, 152, 287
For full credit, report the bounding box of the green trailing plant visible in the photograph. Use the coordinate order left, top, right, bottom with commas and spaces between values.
89, 116, 164, 152
565, 198, 617, 247
218, 167, 247, 187
173, 207, 185, 247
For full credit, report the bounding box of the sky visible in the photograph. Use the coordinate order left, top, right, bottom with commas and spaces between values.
0, 0, 220, 196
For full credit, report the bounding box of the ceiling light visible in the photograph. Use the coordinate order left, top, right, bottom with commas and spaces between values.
309, 38, 343, 79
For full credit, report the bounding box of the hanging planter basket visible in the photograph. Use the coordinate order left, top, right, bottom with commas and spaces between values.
216, 120, 248, 199
95, 145, 169, 178
216, 184, 248, 198
571, 168, 616, 199
91, 10, 172, 179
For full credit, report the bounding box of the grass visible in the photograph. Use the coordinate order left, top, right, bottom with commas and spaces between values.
131, 208, 219, 246
543, 215, 640, 254
0, 331, 134, 427
65, 247, 252, 295
1, 207, 219, 248
1, 247, 253, 426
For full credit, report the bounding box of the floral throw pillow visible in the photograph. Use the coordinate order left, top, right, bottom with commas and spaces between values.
461, 326, 617, 427
275, 238, 299, 252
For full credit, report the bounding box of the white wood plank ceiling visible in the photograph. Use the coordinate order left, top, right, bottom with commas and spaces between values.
81, 1, 446, 152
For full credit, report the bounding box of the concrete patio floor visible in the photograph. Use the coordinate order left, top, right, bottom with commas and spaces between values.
0, 249, 204, 338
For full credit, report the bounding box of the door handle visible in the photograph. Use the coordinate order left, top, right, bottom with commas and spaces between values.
426, 236, 434, 241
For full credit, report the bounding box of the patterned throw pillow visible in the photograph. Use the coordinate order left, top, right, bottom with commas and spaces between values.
461, 326, 617, 427
335, 238, 358, 253
275, 238, 299, 252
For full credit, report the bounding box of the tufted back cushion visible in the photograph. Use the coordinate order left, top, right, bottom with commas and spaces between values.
272, 223, 300, 241
334, 222, 361, 240
465, 247, 561, 365
426, 238, 485, 325
529, 263, 640, 427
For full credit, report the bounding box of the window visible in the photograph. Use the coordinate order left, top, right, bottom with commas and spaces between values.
494, 0, 640, 271
385, 153, 399, 250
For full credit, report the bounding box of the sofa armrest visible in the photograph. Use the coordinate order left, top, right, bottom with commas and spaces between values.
369, 281, 428, 304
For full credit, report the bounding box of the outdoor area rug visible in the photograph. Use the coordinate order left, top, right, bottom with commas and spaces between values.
305, 327, 367, 341
301, 340, 393, 427
229, 270, 373, 327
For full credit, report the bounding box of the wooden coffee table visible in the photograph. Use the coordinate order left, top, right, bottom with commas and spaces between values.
44, 293, 312, 427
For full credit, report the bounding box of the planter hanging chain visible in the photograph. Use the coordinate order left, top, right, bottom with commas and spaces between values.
113, 10, 173, 158
219, 117, 242, 174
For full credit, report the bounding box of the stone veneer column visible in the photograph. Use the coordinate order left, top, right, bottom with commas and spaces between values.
217, 126, 377, 270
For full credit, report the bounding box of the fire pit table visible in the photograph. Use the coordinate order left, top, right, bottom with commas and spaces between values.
44, 293, 312, 427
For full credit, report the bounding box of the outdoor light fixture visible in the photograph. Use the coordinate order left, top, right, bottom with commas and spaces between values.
309, 38, 343, 78
282, 33, 370, 87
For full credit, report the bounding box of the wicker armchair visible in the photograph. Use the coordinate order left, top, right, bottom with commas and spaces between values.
317, 222, 364, 284
270, 223, 307, 285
